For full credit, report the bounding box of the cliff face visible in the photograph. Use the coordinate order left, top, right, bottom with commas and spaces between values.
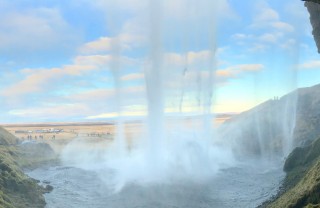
0, 145, 46, 208
305, 1, 320, 53
219, 84, 320, 158
263, 2, 320, 207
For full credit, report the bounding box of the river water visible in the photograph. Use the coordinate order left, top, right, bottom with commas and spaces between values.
27, 161, 284, 208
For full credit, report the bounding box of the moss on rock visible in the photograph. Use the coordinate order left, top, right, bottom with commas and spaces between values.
305, 204, 320, 208
0, 149, 47, 208
266, 137, 320, 208
0, 127, 57, 208
284, 137, 320, 172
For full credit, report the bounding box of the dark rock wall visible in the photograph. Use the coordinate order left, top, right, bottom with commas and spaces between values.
305, 1, 320, 53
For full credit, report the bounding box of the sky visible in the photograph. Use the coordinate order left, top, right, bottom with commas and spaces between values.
0, 0, 319, 123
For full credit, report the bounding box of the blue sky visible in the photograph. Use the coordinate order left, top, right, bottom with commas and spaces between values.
0, 0, 319, 123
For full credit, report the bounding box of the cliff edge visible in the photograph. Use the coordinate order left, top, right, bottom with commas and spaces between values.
0, 127, 56, 208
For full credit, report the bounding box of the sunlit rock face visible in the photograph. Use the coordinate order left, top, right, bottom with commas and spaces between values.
305, 1, 320, 53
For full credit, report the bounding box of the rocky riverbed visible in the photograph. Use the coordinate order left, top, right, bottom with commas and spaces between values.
27, 160, 284, 208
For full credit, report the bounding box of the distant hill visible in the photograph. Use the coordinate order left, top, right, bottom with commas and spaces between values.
0, 127, 18, 145
219, 83, 320, 158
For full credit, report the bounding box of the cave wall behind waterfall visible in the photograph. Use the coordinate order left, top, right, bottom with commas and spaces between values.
305, 1, 320, 53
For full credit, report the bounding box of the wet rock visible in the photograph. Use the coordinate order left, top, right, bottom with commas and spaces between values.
284, 138, 320, 172
305, 1, 320, 53
43, 185, 53, 193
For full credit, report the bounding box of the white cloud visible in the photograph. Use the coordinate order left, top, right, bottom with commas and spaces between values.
160, 51, 263, 87
250, 3, 294, 33
74, 54, 140, 69
161, 0, 238, 22
280, 39, 297, 50
164, 62, 263, 89
78, 0, 147, 13
270, 22, 294, 33
82, 63, 263, 119
258, 33, 279, 43
68, 89, 114, 102
250, 43, 270, 52
9, 104, 93, 119
232, 33, 249, 40
121, 73, 145, 81
231, 2, 297, 53
78, 34, 145, 55
86, 112, 119, 119
199, 64, 263, 81
81, 0, 237, 21
68, 86, 145, 103
0, 0, 274, 122
0, 7, 79, 56
86, 109, 146, 119
0, 31, 143, 107
284, 1, 311, 36
77, 0, 238, 62
7, 83, 147, 120
1, 64, 97, 98
79, 37, 115, 54
164, 50, 214, 67
215, 64, 263, 82
299, 60, 320, 69
255, 7, 279, 22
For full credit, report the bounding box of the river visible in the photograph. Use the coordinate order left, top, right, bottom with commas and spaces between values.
27, 161, 284, 208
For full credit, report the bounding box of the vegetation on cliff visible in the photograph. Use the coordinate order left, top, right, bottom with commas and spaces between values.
0, 127, 56, 208
266, 136, 320, 208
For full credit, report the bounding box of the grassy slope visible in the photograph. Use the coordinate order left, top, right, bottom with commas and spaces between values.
0, 127, 55, 208
267, 137, 320, 208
